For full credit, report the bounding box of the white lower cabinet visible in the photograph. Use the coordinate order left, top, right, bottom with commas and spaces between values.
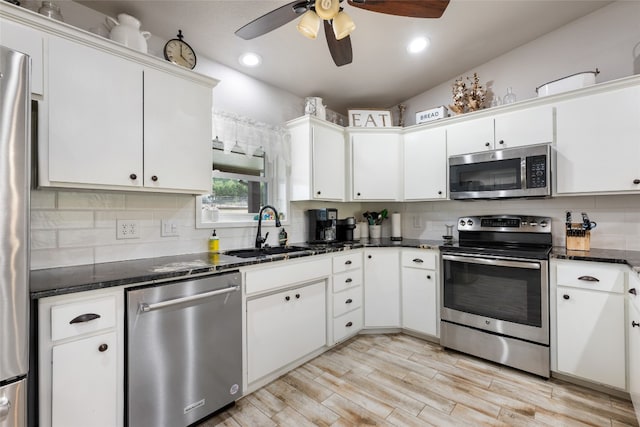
363, 249, 400, 328
38, 287, 124, 427
401, 249, 438, 337
553, 260, 626, 389
331, 252, 363, 344
51, 332, 118, 427
246, 281, 326, 384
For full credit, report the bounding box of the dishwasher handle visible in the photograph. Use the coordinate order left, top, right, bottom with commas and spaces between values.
139, 285, 240, 313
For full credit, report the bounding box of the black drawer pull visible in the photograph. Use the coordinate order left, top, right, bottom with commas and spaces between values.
633, 321, 640, 328
630, 288, 637, 296
69, 313, 101, 324
412, 258, 424, 263
345, 298, 353, 304
345, 321, 353, 327
98, 344, 108, 352
345, 260, 352, 265
634, 179, 640, 185
577, 275, 599, 282
563, 294, 570, 300
345, 278, 353, 283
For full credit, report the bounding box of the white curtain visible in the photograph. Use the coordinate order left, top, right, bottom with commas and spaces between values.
211, 110, 291, 166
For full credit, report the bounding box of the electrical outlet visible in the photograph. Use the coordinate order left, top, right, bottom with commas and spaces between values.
116, 220, 140, 239
161, 219, 179, 237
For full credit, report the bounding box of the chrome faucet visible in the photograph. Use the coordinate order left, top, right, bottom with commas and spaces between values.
255, 205, 281, 249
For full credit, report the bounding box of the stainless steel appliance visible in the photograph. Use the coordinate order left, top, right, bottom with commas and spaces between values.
336, 217, 356, 242
449, 143, 551, 200
0, 45, 30, 427
307, 208, 337, 243
126, 271, 242, 427
440, 215, 552, 377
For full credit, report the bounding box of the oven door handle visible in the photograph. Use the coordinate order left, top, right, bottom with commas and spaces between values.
442, 254, 541, 270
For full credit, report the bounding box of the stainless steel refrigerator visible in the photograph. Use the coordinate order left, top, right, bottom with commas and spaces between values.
0, 45, 30, 427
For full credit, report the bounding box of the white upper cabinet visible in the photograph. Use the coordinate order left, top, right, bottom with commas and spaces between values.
0, 18, 44, 95
350, 129, 401, 200
555, 84, 640, 195
47, 36, 144, 188
447, 105, 553, 156
289, 116, 345, 201
40, 33, 216, 193
143, 68, 212, 193
403, 127, 447, 200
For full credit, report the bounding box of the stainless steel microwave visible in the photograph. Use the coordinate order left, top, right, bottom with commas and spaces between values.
448, 143, 551, 200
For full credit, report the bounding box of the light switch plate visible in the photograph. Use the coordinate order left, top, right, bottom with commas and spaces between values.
161, 219, 179, 237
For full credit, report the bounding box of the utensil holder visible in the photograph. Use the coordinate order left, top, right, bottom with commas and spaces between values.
566, 224, 590, 251
369, 225, 381, 239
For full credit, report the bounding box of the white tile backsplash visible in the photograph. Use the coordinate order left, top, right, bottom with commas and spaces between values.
29, 189, 640, 270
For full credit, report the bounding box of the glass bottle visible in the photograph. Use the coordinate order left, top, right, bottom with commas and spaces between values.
39, 1, 63, 21
503, 87, 517, 104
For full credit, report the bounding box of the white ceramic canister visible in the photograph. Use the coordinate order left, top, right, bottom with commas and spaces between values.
106, 13, 151, 53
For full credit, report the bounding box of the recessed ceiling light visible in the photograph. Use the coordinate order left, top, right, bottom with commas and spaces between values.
239, 52, 262, 67
407, 37, 430, 54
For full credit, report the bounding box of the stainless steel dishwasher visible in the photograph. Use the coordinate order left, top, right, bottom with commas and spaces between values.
126, 270, 241, 427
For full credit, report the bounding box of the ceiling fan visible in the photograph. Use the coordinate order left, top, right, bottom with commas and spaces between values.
235, 0, 450, 67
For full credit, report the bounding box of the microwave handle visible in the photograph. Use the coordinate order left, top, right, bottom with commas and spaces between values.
442, 254, 541, 270
521, 158, 527, 189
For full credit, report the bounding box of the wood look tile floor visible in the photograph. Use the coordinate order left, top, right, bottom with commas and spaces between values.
198, 334, 638, 427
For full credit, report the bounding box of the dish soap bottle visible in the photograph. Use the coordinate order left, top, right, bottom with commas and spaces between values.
278, 228, 288, 246
208, 230, 219, 253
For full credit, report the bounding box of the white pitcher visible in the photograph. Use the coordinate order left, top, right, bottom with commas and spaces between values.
106, 14, 151, 53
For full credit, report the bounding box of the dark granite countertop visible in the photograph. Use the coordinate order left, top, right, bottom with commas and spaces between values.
551, 247, 640, 275
30, 238, 443, 299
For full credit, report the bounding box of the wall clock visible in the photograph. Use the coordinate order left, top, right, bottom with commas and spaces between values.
163, 30, 196, 69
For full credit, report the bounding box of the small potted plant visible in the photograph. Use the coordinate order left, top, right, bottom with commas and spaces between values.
363, 209, 388, 239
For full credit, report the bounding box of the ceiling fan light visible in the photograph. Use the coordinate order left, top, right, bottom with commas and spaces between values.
315, 0, 339, 20
332, 10, 356, 40
297, 10, 321, 39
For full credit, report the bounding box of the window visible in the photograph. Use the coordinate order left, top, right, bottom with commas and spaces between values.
196, 112, 289, 227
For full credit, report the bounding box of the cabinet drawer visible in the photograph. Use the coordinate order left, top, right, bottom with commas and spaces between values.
333, 252, 363, 273
245, 257, 331, 295
333, 308, 362, 343
556, 262, 624, 293
51, 296, 117, 341
333, 286, 362, 318
333, 270, 362, 293
402, 250, 437, 270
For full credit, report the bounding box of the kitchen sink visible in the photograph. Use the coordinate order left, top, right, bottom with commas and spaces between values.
225, 246, 309, 258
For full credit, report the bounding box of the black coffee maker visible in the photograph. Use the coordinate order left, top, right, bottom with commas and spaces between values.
307, 208, 337, 243
337, 217, 357, 242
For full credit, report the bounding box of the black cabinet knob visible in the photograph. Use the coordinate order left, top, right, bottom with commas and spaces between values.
129, 173, 137, 180
438, 191, 442, 195
630, 288, 637, 296
634, 179, 640, 185
285, 296, 290, 301
151, 175, 158, 182
98, 344, 108, 352
427, 275, 431, 280
317, 191, 321, 195
295, 293, 300, 299
346, 321, 353, 327
498, 140, 504, 145
367, 255, 372, 259
345, 298, 353, 304
485, 142, 491, 147
357, 192, 361, 196
563, 294, 570, 300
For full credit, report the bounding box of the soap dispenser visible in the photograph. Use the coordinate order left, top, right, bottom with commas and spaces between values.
208, 230, 219, 253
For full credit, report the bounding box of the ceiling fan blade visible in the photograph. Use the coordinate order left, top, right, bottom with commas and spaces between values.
324, 20, 353, 67
347, 0, 449, 18
236, 0, 307, 40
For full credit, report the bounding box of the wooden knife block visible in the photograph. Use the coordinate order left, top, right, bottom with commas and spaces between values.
566, 224, 590, 251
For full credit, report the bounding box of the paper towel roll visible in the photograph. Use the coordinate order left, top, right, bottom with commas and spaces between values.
391, 213, 402, 240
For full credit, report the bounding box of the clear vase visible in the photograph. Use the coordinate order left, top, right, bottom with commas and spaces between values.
503, 87, 517, 104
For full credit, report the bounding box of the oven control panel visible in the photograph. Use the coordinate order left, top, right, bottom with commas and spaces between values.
457, 215, 551, 233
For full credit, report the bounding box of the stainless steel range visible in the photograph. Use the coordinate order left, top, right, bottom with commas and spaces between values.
440, 215, 552, 377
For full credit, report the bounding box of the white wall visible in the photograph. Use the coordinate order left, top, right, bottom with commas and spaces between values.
29, 0, 640, 269
400, 1, 640, 126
